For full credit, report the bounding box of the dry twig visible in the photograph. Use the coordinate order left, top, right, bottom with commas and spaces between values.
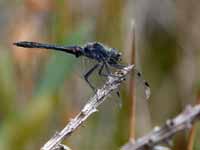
122, 104, 200, 150
41, 65, 134, 150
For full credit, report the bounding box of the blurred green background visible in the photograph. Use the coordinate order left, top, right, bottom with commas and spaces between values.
0, 0, 200, 150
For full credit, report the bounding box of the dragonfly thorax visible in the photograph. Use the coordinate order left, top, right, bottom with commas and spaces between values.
82, 42, 122, 65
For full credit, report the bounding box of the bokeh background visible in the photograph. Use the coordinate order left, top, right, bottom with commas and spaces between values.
0, 0, 200, 150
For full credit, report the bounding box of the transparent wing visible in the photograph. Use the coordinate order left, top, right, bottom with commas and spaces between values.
109, 63, 151, 100
133, 67, 151, 100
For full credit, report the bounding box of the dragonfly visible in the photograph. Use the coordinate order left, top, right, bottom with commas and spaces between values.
14, 41, 150, 99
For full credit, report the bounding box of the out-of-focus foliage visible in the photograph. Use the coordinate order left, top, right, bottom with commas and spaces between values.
0, 0, 200, 150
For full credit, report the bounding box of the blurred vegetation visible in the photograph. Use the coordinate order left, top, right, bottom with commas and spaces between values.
0, 0, 200, 150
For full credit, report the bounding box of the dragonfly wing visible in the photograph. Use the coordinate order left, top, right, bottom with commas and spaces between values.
134, 68, 151, 100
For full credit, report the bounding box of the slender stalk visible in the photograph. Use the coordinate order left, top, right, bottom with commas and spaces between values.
129, 21, 136, 140
187, 92, 200, 150
187, 127, 196, 150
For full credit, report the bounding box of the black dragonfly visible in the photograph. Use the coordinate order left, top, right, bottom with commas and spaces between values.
14, 41, 150, 99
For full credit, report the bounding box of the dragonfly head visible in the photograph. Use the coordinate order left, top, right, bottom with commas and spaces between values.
109, 48, 122, 64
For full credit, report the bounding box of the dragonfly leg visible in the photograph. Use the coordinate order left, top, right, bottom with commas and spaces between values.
99, 61, 119, 76
99, 63, 118, 77
98, 63, 110, 77
116, 90, 122, 108
104, 63, 112, 74
98, 63, 121, 104
84, 63, 100, 91
104, 63, 121, 77
105, 63, 123, 104
110, 63, 126, 69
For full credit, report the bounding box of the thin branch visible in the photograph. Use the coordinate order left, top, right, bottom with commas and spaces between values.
41, 65, 134, 150
121, 104, 200, 150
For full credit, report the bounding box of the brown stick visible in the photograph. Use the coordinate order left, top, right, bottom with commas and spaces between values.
187, 92, 200, 150
129, 21, 136, 140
